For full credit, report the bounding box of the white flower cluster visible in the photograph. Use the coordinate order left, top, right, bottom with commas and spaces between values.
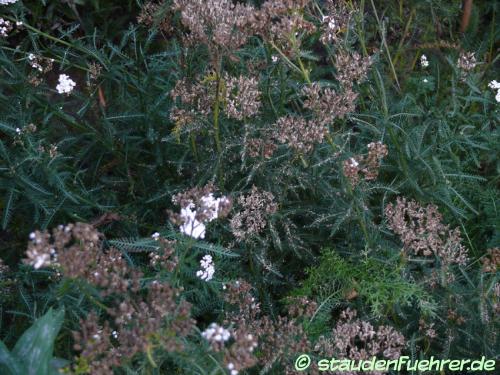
56, 74, 76, 94
196, 254, 215, 281
0, 0, 19, 5
151, 232, 160, 240
0, 18, 12, 37
347, 157, 359, 167
26, 232, 57, 269
488, 80, 500, 103
180, 193, 229, 239
201, 322, 230, 343
420, 54, 429, 68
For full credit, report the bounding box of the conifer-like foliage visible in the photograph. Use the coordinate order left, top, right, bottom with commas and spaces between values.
0, 0, 498, 374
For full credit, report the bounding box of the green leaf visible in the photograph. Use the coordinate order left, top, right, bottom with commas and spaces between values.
0, 340, 22, 375
12, 308, 65, 375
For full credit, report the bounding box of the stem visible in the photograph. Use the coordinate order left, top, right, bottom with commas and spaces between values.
190, 132, 199, 162
213, 70, 222, 155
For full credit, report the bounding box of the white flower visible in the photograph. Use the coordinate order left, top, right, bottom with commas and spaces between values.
179, 203, 206, 239
271, 55, 278, 63
348, 157, 359, 167
56, 74, 76, 94
496, 90, 500, 103
196, 254, 215, 281
420, 54, 429, 68
488, 80, 500, 90
15, 127, 21, 134
201, 323, 230, 343
0, 18, 12, 37
0, 0, 19, 5
151, 232, 160, 240
423, 78, 428, 83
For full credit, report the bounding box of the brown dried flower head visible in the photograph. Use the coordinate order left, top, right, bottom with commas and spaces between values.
384, 197, 469, 268
272, 115, 328, 154
230, 186, 277, 241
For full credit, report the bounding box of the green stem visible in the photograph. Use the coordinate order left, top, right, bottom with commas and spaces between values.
213, 71, 222, 155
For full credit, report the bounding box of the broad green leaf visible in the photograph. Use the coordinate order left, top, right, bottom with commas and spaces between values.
12, 308, 65, 375
0, 340, 22, 375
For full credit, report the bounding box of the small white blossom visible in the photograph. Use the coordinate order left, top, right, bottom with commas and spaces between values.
423, 78, 428, 83
15, 127, 21, 134
0, 0, 19, 6
420, 54, 429, 68
0, 18, 12, 37
496, 90, 500, 103
180, 203, 206, 239
201, 323, 230, 343
56, 74, 76, 94
151, 232, 160, 240
271, 55, 278, 63
488, 80, 500, 90
196, 254, 215, 281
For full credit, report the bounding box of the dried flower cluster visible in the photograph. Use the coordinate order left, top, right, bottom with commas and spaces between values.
457, 51, 477, 81
137, 0, 173, 34
302, 82, 358, 126
148, 237, 178, 271
335, 50, 373, 88
223, 74, 261, 120
170, 183, 231, 239
230, 186, 277, 241
245, 137, 277, 159
169, 75, 216, 129
315, 309, 405, 375
385, 197, 469, 270
319, 0, 352, 45
342, 142, 388, 186
482, 248, 499, 273
172, 0, 255, 53
273, 115, 328, 154
73, 280, 194, 375
222, 280, 318, 375
22, 223, 195, 374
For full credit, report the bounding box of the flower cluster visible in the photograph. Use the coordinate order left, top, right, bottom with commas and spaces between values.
171, 183, 231, 239
0, 18, 12, 37
172, 0, 255, 53
302, 81, 359, 125
319, 0, 352, 45
137, 0, 173, 34
196, 254, 215, 281
56, 74, 76, 94
28, 53, 54, 73
488, 80, 500, 103
420, 54, 429, 68
230, 186, 277, 241
385, 197, 469, 271
482, 247, 499, 273
315, 309, 406, 375
273, 115, 328, 154
457, 51, 477, 81
342, 142, 388, 186
202, 322, 231, 348
245, 137, 277, 159
74, 281, 195, 374
0, 0, 18, 5
223, 74, 261, 120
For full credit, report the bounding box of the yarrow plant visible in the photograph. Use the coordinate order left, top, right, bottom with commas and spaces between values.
0, 0, 498, 374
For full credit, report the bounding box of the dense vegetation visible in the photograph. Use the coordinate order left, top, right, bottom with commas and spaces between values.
0, 0, 498, 374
